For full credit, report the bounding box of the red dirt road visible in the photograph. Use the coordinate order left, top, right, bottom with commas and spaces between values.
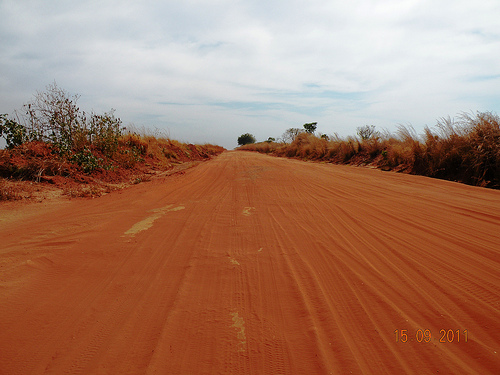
1, 151, 499, 374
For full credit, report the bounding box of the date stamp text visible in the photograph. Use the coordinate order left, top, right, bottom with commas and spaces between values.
394, 329, 468, 343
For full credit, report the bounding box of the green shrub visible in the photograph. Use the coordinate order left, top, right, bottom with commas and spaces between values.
70, 148, 103, 173
0, 114, 26, 149
89, 110, 122, 155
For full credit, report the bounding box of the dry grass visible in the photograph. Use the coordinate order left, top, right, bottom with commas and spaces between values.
0, 129, 225, 201
119, 129, 224, 167
238, 111, 500, 189
63, 183, 112, 199
0, 179, 27, 201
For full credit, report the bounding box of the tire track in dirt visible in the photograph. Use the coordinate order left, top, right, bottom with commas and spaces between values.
145, 154, 296, 374
0, 151, 499, 374
255, 155, 499, 374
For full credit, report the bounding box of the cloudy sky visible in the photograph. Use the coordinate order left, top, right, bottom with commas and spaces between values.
1, 0, 499, 148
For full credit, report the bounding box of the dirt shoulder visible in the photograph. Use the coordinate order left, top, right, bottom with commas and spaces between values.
0, 158, 206, 203
0, 159, 206, 228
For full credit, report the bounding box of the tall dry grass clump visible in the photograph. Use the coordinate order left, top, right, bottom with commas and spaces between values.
237, 111, 500, 188
415, 112, 500, 186
238, 141, 281, 154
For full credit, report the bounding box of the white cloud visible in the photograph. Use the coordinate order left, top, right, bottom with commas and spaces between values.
1, 0, 499, 148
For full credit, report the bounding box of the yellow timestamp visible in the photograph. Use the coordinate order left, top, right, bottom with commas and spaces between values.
394, 329, 468, 343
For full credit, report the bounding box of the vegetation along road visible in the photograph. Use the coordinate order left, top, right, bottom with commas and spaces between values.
0, 151, 499, 374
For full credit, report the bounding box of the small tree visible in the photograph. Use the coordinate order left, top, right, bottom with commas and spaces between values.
237, 133, 256, 145
357, 125, 378, 141
303, 122, 317, 134
281, 128, 304, 143
22, 82, 84, 152
266, 137, 275, 143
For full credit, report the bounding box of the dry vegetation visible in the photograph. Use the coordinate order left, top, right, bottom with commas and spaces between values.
0, 134, 224, 201
0, 84, 224, 201
238, 111, 500, 189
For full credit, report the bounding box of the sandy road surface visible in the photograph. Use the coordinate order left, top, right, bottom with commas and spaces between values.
0, 151, 499, 374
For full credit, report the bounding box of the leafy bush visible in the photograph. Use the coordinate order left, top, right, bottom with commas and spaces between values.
70, 148, 103, 173
0, 114, 26, 149
88, 110, 122, 155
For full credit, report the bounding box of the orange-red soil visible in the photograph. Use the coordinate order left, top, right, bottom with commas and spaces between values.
0, 151, 499, 374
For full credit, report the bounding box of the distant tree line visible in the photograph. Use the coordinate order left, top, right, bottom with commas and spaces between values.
237, 122, 318, 146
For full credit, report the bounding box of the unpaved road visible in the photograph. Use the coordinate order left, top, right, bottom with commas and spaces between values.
1, 151, 499, 374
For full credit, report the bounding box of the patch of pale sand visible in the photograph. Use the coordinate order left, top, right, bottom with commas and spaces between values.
230, 312, 247, 351
123, 204, 185, 237
242, 207, 255, 216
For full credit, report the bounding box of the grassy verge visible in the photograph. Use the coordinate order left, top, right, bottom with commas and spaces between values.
0, 135, 224, 201
238, 111, 500, 189
0, 136, 224, 200
0, 84, 224, 200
